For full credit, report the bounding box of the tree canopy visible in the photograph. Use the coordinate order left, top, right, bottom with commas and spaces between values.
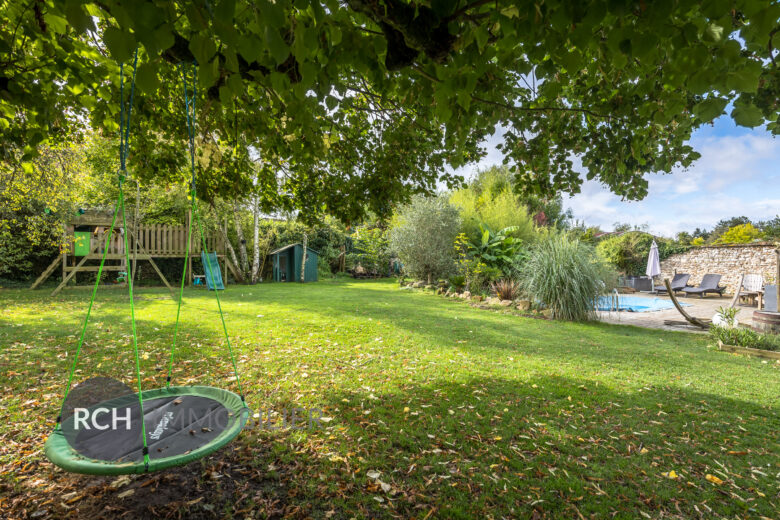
2, 0, 778, 222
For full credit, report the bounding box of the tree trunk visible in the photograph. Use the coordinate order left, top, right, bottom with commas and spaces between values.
300, 232, 308, 283
232, 203, 250, 275
216, 219, 244, 283
251, 194, 261, 283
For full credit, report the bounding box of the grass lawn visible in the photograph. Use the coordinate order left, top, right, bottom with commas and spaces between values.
1, 279, 778, 519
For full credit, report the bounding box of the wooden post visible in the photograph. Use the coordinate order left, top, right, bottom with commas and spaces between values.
132, 181, 140, 283
775, 247, 779, 311
187, 209, 193, 286
61, 223, 68, 284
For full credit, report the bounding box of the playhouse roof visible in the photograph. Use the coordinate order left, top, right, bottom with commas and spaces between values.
269, 243, 320, 256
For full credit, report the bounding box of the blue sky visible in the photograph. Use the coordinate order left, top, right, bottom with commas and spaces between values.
456, 117, 780, 237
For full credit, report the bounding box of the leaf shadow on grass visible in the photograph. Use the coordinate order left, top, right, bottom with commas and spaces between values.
310, 373, 779, 519
2, 283, 780, 519
230, 285, 780, 404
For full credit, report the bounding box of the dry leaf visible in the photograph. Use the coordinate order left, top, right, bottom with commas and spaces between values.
705, 474, 724, 485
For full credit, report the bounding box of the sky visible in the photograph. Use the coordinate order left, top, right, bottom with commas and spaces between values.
455, 117, 780, 238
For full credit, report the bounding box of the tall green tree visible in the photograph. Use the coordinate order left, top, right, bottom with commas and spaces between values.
2, 1, 778, 222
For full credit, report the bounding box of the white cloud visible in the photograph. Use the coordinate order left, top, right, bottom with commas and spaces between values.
449, 120, 779, 237
563, 131, 780, 236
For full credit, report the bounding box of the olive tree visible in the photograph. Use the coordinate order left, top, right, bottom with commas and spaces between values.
389, 195, 460, 284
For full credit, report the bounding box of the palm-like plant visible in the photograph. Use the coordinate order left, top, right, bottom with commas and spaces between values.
468, 225, 522, 272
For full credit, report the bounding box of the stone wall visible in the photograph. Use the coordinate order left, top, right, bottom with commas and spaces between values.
659, 243, 778, 294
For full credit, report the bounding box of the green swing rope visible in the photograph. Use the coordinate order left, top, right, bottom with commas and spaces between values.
54, 49, 151, 469
165, 62, 246, 405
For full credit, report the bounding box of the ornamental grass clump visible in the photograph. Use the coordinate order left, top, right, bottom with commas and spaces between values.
519, 234, 614, 321
491, 278, 520, 300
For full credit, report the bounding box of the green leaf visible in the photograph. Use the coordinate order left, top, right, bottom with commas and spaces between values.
726, 61, 763, 94
264, 26, 290, 65
227, 74, 244, 96
259, 0, 286, 30
474, 27, 489, 53
135, 62, 159, 94
501, 6, 520, 19
731, 103, 764, 127
102, 27, 136, 63
43, 14, 68, 34
198, 58, 219, 88
328, 25, 342, 46
189, 34, 217, 67
64, 0, 94, 33
692, 97, 727, 122
704, 23, 724, 43
152, 25, 175, 52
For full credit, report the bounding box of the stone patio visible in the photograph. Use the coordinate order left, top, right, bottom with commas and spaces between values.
597, 293, 759, 333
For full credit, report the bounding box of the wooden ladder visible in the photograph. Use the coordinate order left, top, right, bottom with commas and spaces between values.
30, 256, 63, 290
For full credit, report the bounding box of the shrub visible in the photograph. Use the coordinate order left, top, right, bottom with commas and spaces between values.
491, 278, 520, 300
596, 231, 689, 276
352, 226, 392, 275
710, 325, 780, 352
713, 223, 764, 244
448, 274, 466, 292
519, 234, 616, 321
467, 225, 524, 274
449, 169, 536, 244
389, 195, 460, 283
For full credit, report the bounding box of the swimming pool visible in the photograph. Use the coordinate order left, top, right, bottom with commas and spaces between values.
596, 295, 690, 313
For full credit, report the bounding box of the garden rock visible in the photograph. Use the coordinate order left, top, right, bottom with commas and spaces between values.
516, 300, 531, 311
500, 300, 513, 306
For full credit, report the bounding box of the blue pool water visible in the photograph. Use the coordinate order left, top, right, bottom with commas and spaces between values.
597, 295, 690, 313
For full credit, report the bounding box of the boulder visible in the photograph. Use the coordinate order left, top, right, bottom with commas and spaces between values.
485, 296, 501, 305
412, 281, 425, 288
515, 300, 531, 311
541, 309, 553, 319
461, 291, 471, 299
500, 299, 513, 306
471, 295, 483, 302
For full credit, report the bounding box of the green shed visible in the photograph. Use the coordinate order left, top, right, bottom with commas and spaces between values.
270, 243, 319, 282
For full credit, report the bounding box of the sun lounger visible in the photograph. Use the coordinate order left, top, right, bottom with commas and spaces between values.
681, 274, 725, 298
656, 273, 690, 294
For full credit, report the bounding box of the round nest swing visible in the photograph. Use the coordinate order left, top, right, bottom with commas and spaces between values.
45, 57, 248, 475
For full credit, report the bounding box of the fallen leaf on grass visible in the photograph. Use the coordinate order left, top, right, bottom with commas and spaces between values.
705, 474, 724, 485
110, 476, 132, 489
366, 470, 381, 479
662, 470, 679, 479
117, 489, 134, 499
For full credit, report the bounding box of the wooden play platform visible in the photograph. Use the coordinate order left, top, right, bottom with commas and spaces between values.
31, 210, 240, 295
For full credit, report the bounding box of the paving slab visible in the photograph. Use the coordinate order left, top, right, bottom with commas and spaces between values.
597, 293, 758, 333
